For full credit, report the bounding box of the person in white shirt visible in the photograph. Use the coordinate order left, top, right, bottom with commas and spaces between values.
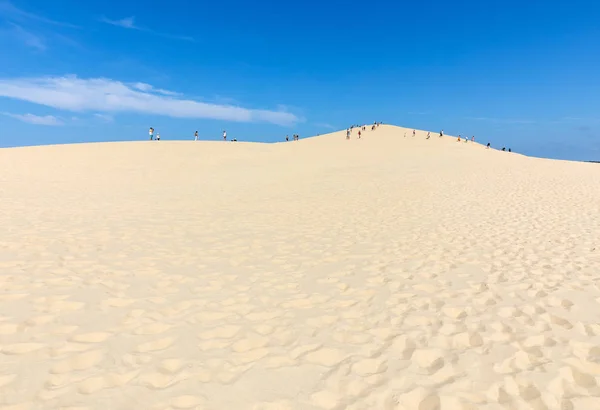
149, 127, 154, 140
194, 131, 199, 141
223, 130, 227, 141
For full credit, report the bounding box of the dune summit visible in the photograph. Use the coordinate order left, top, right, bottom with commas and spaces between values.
1, 125, 600, 409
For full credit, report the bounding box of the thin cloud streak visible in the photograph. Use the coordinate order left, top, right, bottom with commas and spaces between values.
7, 23, 46, 50
100, 15, 194, 42
0, 1, 80, 28
100, 16, 136, 29
93, 113, 114, 122
2, 112, 63, 125
0, 75, 299, 126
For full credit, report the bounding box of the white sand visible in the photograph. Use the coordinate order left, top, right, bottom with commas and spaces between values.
1, 125, 600, 409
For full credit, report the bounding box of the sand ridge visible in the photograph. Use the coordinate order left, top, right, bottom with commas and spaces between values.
1, 125, 600, 409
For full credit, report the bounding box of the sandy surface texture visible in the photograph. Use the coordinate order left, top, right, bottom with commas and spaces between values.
1, 125, 600, 409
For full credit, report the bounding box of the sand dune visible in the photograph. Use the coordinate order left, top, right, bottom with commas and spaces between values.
1, 125, 600, 409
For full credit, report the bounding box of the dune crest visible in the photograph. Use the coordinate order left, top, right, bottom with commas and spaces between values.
1, 125, 600, 409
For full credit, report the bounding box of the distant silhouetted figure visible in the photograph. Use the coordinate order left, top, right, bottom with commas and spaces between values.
440, 130, 444, 137
471, 136, 475, 142
223, 130, 227, 141
149, 127, 154, 140
426, 132, 431, 139
358, 130, 362, 139
487, 142, 491, 149
286, 135, 289, 141
509, 148, 512, 152
346, 129, 350, 140
502, 147, 506, 151
413, 129, 416, 137
156, 133, 160, 141
457, 135, 461, 142
194, 131, 199, 141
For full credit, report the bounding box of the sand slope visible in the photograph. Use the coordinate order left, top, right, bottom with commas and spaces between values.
1, 125, 600, 409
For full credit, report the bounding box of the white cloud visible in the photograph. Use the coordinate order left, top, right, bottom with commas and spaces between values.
0, 75, 300, 126
2, 112, 63, 125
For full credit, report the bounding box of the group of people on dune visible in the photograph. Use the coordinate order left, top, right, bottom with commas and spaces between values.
149, 125, 512, 152
345, 122, 383, 139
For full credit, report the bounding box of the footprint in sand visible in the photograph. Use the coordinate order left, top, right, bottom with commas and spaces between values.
70, 332, 112, 343
304, 348, 347, 367
133, 323, 172, 335
50, 349, 104, 374
170, 395, 206, 409
0, 323, 20, 335
231, 335, 269, 353
2, 343, 45, 355
198, 325, 241, 340
412, 349, 445, 374
136, 337, 175, 353
352, 358, 388, 377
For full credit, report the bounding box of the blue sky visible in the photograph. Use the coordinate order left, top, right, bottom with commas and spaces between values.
0, 0, 599, 161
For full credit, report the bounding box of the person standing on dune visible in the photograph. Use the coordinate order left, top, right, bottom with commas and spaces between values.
223, 130, 227, 141
413, 130, 416, 137
427, 132, 431, 139
149, 127, 154, 140
346, 129, 351, 140
358, 130, 362, 139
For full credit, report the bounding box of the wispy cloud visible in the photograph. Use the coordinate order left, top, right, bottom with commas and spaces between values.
2, 112, 63, 125
99, 15, 193, 41
0, 1, 79, 28
465, 116, 535, 124
93, 113, 114, 122
100, 16, 136, 29
0, 75, 300, 126
5, 22, 46, 50
132, 82, 180, 96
